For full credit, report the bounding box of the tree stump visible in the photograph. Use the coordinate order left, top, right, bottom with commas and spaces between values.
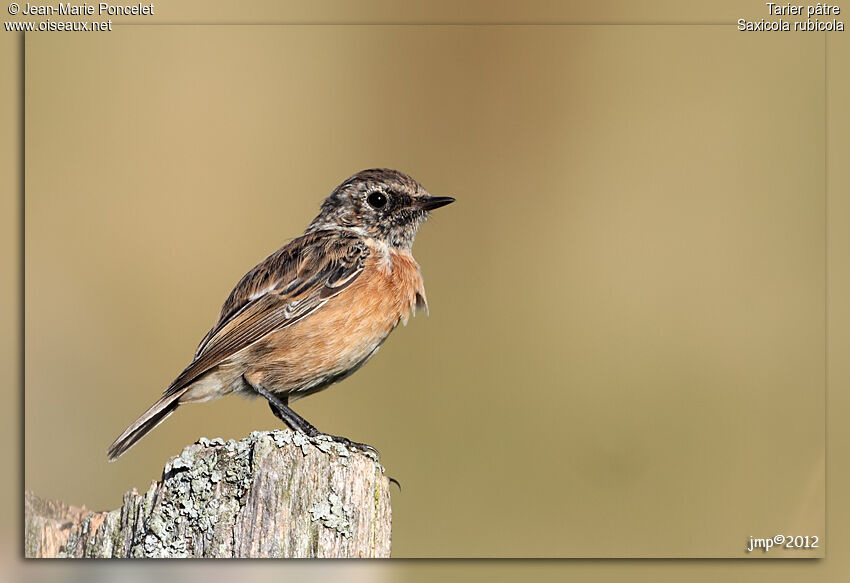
24, 430, 392, 558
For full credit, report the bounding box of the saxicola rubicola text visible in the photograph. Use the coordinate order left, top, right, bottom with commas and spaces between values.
107, 169, 454, 461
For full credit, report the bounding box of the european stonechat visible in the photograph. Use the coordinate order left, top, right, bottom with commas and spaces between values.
107, 169, 454, 460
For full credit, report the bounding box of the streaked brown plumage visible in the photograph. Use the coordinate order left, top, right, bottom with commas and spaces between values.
107, 169, 454, 461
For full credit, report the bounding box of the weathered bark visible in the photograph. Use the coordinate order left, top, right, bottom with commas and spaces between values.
25, 430, 392, 558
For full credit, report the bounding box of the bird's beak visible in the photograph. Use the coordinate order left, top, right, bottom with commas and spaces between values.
417, 196, 456, 211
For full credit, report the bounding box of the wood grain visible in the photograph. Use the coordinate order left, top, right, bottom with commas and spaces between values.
26, 431, 392, 558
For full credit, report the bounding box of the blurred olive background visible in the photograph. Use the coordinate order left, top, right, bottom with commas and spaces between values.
23, 23, 826, 558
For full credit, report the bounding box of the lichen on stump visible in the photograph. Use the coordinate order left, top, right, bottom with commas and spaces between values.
25, 430, 392, 558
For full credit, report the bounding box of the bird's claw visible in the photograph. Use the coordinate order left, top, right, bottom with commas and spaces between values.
320, 434, 380, 459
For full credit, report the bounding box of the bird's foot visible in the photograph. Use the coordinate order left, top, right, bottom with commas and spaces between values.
314, 433, 380, 459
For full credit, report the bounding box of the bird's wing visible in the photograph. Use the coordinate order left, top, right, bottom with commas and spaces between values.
163, 232, 369, 397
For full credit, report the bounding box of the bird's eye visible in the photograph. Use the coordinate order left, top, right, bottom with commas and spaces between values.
367, 191, 388, 209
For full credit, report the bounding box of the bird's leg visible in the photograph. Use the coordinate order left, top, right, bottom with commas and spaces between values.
266, 396, 320, 436
245, 380, 320, 436
243, 375, 379, 457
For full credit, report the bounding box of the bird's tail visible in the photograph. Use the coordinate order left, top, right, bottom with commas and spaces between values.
107, 389, 186, 461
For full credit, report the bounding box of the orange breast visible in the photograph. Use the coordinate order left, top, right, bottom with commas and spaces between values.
242, 246, 426, 397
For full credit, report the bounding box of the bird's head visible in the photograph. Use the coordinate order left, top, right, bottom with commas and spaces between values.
308, 169, 454, 249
